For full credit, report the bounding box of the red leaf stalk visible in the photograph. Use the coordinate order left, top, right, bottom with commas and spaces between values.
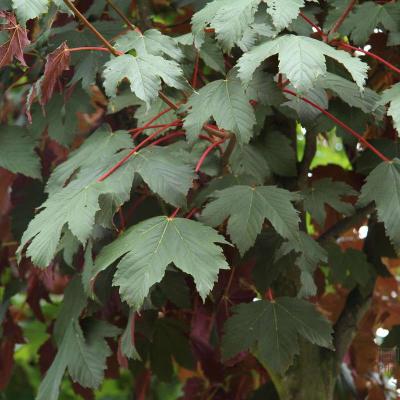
98, 121, 181, 182
195, 139, 226, 173
283, 89, 390, 162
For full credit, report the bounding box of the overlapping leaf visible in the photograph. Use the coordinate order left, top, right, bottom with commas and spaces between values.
358, 159, 400, 250
192, 0, 260, 51
92, 216, 229, 309
379, 83, 400, 135
202, 185, 300, 255
222, 297, 333, 373
238, 34, 368, 91
17, 126, 194, 267
0, 125, 41, 179
184, 72, 256, 143
103, 53, 186, 107
302, 178, 357, 226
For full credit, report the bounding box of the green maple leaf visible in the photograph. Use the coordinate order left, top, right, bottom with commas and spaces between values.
115, 29, 183, 61
267, 0, 307, 30
358, 159, 400, 250
327, 244, 375, 289
37, 277, 120, 399
345, 2, 400, 45
92, 216, 229, 309
277, 231, 327, 296
379, 83, 400, 135
201, 185, 300, 255
18, 127, 194, 267
302, 178, 357, 226
238, 34, 368, 92
222, 297, 333, 373
192, 0, 260, 51
12, 0, 48, 22
319, 72, 383, 115
183, 72, 256, 143
0, 125, 41, 179
103, 53, 186, 107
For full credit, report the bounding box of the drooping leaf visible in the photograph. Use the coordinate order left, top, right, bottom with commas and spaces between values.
38, 42, 71, 106
302, 178, 357, 226
327, 244, 375, 290
267, 0, 306, 30
222, 297, 333, 373
0, 125, 41, 179
11, 0, 48, 23
66, 321, 111, 389
345, 2, 400, 45
202, 185, 300, 255
184, 72, 256, 143
238, 35, 368, 91
263, 131, 297, 176
0, 11, 30, 67
379, 83, 400, 135
277, 231, 327, 296
318, 72, 383, 116
358, 159, 400, 250
103, 53, 186, 107
92, 216, 229, 309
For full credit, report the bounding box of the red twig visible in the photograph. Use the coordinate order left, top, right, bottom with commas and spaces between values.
266, 288, 275, 302
130, 122, 181, 133
68, 47, 123, 55
299, 12, 327, 41
192, 51, 200, 89
195, 139, 226, 173
98, 121, 180, 182
129, 108, 176, 136
333, 41, 400, 75
169, 208, 180, 219
283, 89, 390, 162
150, 131, 186, 146
185, 208, 199, 219
328, 0, 357, 37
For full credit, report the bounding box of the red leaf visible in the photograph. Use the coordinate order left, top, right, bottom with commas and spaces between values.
39, 42, 70, 106
0, 12, 30, 68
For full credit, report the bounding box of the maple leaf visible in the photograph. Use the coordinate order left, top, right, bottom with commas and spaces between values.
0, 11, 30, 68
39, 42, 71, 106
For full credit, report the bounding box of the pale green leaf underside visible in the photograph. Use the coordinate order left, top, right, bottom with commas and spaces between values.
103, 54, 186, 107
93, 216, 229, 309
238, 35, 368, 91
184, 73, 256, 143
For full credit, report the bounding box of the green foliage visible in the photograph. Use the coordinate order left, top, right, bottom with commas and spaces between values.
359, 159, 400, 250
202, 185, 300, 255
0, 125, 41, 179
222, 297, 333, 373
184, 71, 256, 143
93, 216, 229, 309
238, 34, 368, 91
302, 178, 357, 226
1, 0, 400, 398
